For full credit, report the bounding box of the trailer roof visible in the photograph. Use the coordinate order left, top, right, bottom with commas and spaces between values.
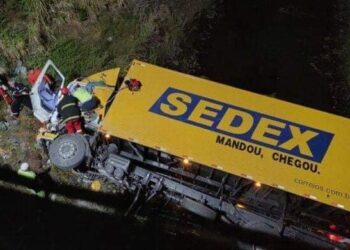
101, 60, 350, 211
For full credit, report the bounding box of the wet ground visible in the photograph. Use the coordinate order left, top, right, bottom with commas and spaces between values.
197, 0, 346, 114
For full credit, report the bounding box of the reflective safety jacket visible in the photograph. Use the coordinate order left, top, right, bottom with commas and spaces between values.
72, 87, 92, 104
57, 95, 81, 123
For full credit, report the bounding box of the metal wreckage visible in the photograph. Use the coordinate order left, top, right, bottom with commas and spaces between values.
32, 60, 350, 249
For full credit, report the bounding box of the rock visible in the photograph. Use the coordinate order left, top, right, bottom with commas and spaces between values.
0, 121, 9, 131
49, 193, 57, 202
91, 180, 101, 192
0, 148, 11, 160
8, 137, 20, 145
7, 119, 19, 126
0, 67, 7, 75
20, 142, 27, 152
27, 152, 47, 174
20, 162, 29, 171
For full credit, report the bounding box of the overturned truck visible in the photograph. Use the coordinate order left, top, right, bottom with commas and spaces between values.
33, 60, 350, 249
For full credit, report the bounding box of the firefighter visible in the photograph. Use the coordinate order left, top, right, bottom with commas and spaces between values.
0, 74, 13, 106
7, 77, 32, 118
57, 87, 83, 134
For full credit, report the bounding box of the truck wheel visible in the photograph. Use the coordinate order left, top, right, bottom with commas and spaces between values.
181, 197, 217, 221
49, 134, 86, 170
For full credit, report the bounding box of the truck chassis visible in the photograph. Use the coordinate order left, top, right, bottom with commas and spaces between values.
47, 132, 349, 249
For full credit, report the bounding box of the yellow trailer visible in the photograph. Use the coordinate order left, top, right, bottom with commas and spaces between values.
101, 60, 350, 211
43, 59, 349, 248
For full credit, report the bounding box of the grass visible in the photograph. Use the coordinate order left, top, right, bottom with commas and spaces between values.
0, 0, 215, 79
0, 0, 216, 169
0, 113, 40, 169
26, 38, 108, 79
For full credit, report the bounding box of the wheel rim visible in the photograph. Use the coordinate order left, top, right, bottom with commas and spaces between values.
58, 141, 78, 160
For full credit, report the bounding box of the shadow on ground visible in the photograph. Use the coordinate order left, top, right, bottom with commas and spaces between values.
0, 165, 329, 250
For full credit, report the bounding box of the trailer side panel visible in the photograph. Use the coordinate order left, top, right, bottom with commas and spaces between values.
101, 60, 350, 211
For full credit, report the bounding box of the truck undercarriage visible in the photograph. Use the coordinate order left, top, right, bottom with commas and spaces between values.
46, 132, 350, 250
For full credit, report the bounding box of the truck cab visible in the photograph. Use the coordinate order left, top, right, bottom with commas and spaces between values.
31, 60, 119, 128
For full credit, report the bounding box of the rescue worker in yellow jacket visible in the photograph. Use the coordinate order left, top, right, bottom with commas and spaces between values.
72, 86, 99, 112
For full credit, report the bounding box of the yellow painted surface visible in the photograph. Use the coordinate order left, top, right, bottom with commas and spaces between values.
101, 60, 350, 211
84, 68, 120, 117
91, 180, 101, 192
36, 132, 58, 141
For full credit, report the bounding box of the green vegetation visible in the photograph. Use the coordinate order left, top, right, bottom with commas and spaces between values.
0, 0, 216, 171
0, 0, 215, 79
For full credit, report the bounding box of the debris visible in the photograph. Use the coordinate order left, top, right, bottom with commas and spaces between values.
14, 60, 27, 79
0, 148, 11, 160
49, 193, 57, 202
20, 162, 29, 171
91, 180, 101, 192
48, 193, 115, 214
27, 152, 46, 174
0, 121, 9, 131
7, 118, 19, 126
0, 67, 7, 75
17, 162, 36, 179
8, 137, 20, 145
20, 142, 27, 152
35, 190, 46, 198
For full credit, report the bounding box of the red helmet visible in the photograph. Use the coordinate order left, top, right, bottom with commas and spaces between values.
61, 86, 69, 95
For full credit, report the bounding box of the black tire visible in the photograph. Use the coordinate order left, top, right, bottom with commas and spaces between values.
181, 197, 217, 220
49, 134, 86, 170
